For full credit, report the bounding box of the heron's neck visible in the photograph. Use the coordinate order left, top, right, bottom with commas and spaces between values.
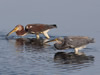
56, 40, 62, 44
54, 41, 64, 49
16, 29, 27, 36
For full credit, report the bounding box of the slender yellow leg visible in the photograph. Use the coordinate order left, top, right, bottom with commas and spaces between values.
36, 34, 40, 39
75, 47, 85, 55
43, 32, 50, 39
75, 48, 79, 54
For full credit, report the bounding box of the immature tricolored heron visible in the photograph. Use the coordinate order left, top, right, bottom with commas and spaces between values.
6, 24, 57, 39
46, 36, 94, 54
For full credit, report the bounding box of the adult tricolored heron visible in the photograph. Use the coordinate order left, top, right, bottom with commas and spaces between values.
46, 36, 95, 54
6, 24, 57, 39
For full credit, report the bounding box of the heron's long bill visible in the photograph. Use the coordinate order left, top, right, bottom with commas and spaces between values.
6, 26, 19, 36
45, 38, 58, 43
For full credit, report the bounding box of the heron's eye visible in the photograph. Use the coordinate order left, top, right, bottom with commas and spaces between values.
17, 26, 22, 31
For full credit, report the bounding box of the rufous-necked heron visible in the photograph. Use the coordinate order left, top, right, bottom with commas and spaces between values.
6, 24, 57, 39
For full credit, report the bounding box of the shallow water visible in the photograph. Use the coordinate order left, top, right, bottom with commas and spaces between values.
0, 0, 100, 75
0, 35, 97, 75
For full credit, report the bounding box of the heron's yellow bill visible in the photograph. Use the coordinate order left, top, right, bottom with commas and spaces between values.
6, 26, 19, 36
45, 38, 58, 43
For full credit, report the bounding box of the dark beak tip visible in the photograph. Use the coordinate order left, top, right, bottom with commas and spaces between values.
6, 34, 9, 36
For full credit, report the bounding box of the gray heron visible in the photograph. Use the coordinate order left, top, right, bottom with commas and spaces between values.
46, 36, 95, 54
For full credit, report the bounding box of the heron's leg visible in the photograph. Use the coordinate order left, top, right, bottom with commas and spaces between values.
75, 48, 79, 54
36, 34, 40, 39
43, 32, 50, 39
43, 30, 50, 39
75, 46, 86, 54
75, 47, 85, 55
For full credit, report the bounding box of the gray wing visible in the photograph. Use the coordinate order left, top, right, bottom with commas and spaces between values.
63, 36, 94, 48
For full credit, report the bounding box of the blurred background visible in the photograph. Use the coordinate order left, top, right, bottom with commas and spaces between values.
0, 0, 99, 36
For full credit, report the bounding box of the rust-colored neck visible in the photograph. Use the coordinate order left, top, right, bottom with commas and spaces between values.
16, 26, 27, 36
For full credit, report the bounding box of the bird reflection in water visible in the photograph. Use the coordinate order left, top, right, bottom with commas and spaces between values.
54, 52, 94, 64
14, 38, 50, 52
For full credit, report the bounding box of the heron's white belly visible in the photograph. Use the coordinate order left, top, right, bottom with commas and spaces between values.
76, 45, 86, 50
31, 29, 50, 34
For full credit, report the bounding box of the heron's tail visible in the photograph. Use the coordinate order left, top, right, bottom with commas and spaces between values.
49, 24, 57, 29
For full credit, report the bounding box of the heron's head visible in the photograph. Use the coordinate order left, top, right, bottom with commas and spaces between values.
45, 37, 64, 44
6, 25, 24, 36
